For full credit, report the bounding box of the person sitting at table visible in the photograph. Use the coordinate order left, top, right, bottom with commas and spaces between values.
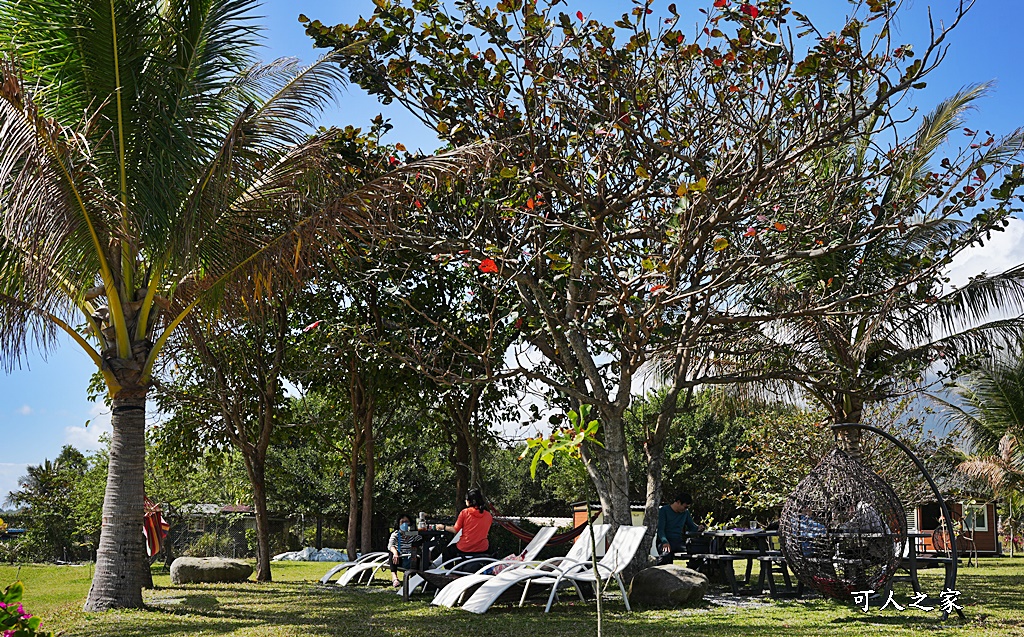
436, 488, 493, 558
387, 513, 418, 587
657, 492, 706, 559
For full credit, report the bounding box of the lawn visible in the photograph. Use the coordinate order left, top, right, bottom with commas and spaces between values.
2, 558, 1023, 636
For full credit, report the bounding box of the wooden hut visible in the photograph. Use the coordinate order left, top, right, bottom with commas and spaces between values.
908, 499, 1000, 556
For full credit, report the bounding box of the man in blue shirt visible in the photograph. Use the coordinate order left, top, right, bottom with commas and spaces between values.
657, 492, 705, 555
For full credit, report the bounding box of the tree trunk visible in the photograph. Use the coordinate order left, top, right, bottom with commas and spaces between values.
360, 407, 376, 556
583, 410, 633, 530
247, 458, 272, 582
347, 431, 361, 560
452, 433, 471, 509
315, 516, 323, 550
84, 395, 147, 611
834, 397, 865, 462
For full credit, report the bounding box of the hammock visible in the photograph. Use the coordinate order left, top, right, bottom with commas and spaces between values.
143, 497, 170, 557
494, 511, 601, 546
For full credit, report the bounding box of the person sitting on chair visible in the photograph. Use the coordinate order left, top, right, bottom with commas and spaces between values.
387, 513, 418, 587
436, 488, 493, 558
657, 492, 706, 559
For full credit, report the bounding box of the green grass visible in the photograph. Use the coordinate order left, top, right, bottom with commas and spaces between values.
2, 558, 1023, 636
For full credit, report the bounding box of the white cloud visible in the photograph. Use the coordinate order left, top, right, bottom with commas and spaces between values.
63, 403, 113, 452
945, 217, 1024, 289
17, 405, 32, 416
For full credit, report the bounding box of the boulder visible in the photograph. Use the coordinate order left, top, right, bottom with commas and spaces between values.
170, 557, 253, 584
628, 565, 709, 608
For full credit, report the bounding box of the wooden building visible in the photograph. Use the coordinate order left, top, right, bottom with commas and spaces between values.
908, 500, 1000, 556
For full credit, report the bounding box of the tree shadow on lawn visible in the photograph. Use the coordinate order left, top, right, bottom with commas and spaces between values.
61, 562, 1024, 637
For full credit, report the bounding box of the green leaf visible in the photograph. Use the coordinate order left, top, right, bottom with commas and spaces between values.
635, 165, 651, 179
499, 166, 519, 178
3, 582, 23, 604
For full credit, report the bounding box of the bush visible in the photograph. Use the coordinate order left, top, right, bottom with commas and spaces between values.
1, 581, 52, 636
182, 532, 235, 558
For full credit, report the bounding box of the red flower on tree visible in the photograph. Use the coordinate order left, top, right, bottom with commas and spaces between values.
740, 4, 758, 18
478, 258, 499, 273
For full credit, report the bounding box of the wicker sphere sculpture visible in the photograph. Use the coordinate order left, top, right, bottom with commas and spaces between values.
780, 448, 907, 600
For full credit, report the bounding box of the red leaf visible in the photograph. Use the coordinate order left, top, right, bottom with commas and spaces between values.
714, 0, 728, 7
576, 10, 584, 20
303, 320, 322, 333
743, 227, 757, 238
774, 222, 787, 231
526, 197, 536, 210
713, 58, 724, 67
478, 258, 499, 274
650, 284, 669, 294
414, 200, 423, 209
740, 3, 758, 17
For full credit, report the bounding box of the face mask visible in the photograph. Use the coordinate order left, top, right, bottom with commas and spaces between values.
400, 522, 409, 532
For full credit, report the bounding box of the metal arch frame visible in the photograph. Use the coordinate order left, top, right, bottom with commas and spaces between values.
831, 423, 965, 620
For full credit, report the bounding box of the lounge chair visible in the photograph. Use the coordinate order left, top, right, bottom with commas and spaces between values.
319, 552, 390, 585
459, 524, 646, 614
325, 531, 463, 587
413, 528, 561, 602
433, 524, 611, 610
403, 526, 557, 597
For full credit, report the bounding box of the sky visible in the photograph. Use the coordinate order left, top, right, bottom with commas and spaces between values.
3, 0, 1024, 503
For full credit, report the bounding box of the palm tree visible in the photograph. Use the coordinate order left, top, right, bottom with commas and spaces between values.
940, 347, 1024, 554
750, 86, 1024, 458
0, 0, 481, 610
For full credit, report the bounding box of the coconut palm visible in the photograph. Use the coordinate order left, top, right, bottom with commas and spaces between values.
748, 85, 1024, 457
938, 345, 1024, 554
943, 346, 1024, 485
0, 0, 481, 610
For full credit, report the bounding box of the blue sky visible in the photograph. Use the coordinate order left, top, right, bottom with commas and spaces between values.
2, 0, 1023, 502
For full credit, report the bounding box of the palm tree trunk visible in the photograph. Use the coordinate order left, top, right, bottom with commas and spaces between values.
84, 396, 147, 611
834, 397, 865, 462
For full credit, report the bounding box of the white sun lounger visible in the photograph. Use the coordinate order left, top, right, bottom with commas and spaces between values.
319, 552, 389, 585
458, 525, 644, 614
323, 530, 463, 587
433, 524, 610, 609
407, 526, 558, 599
334, 529, 462, 589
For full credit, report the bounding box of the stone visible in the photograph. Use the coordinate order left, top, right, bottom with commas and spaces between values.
170, 557, 253, 584
628, 565, 709, 608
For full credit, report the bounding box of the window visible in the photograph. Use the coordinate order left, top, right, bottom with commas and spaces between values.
962, 505, 988, 532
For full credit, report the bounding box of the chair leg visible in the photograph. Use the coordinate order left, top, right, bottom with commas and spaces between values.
519, 581, 532, 607
545, 586, 559, 613
616, 575, 631, 612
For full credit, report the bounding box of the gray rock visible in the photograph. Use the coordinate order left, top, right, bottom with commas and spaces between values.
170, 557, 253, 584
628, 565, 709, 608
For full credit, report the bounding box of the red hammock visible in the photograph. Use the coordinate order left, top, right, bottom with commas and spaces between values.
494, 511, 601, 546
143, 497, 170, 557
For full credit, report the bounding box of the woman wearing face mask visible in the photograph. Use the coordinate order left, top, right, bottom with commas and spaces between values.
387, 513, 416, 587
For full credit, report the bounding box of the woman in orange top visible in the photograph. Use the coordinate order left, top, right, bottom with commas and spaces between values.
437, 488, 493, 557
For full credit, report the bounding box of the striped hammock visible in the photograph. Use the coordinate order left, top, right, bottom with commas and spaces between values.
143, 497, 170, 557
